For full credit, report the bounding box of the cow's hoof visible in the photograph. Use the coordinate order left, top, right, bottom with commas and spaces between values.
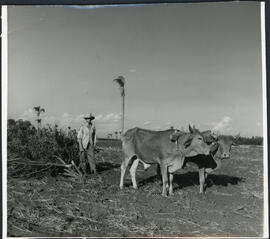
120, 185, 124, 190
133, 186, 138, 190
169, 192, 174, 196
162, 193, 168, 197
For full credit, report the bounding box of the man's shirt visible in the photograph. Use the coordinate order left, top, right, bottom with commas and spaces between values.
77, 123, 96, 149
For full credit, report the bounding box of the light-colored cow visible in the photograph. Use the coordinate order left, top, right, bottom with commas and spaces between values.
120, 125, 211, 196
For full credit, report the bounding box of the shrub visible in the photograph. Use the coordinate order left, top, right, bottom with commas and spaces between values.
7, 119, 79, 164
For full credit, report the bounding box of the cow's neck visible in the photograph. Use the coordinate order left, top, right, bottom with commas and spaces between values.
211, 143, 220, 157
175, 133, 191, 155
181, 144, 194, 156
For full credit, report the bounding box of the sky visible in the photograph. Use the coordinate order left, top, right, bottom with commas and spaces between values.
7, 2, 263, 137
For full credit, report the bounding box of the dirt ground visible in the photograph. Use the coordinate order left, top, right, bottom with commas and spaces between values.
7, 145, 264, 237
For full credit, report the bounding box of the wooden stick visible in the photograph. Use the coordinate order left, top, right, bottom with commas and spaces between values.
64, 168, 79, 177
24, 166, 52, 177
9, 161, 72, 168
54, 155, 67, 165
71, 160, 83, 176
63, 172, 77, 178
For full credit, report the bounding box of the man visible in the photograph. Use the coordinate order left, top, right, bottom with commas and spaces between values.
77, 113, 97, 174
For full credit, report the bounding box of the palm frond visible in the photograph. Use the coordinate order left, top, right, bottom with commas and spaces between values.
113, 76, 125, 96
33, 106, 40, 112
113, 76, 125, 87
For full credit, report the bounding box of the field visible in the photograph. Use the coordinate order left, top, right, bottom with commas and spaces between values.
7, 142, 264, 237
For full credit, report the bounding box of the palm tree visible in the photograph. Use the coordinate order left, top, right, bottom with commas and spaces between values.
113, 76, 125, 138
33, 106, 45, 136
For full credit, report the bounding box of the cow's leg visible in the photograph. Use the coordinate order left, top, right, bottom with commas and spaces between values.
130, 158, 139, 189
120, 156, 132, 189
156, 164, 162, 181
205, 168, 213, 174
169, 173, 174, 196
199, 168, 206, 193
205, 172, 208, 181
205, 170, 215, 188
160, 164, 169, 197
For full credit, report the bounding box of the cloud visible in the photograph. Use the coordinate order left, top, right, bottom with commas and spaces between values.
93, 113, 123, 137
212, 116, 232, 132
129, 69, 136, 73
19, 109, 84, 128
18, 109, 123, 136
43, 116, 59, 126
95, 114, 103, 121
97, 113, 121, 122
42, 113, 85, 128
21, 108, 35, 120
68, 4, 148, 10
143, 121, 151, 125
151, 126, 161, 130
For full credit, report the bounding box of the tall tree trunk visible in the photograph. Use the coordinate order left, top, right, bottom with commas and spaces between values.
113, 76, 125, 139
122, 94, 125, 135
37, 119, 41, 138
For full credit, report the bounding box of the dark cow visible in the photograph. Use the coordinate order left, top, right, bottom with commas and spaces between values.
191, 133, 240, 193
120, 125, 211, 196
151, 132, 240, 193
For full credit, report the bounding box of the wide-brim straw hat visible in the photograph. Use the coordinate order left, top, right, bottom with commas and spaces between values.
83, 113, 95, 120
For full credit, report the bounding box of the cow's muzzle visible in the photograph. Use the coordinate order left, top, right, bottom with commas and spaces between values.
221, 153, 230, 159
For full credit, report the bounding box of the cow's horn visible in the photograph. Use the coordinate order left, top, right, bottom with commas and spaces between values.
211, 132, 218, 140
188, 124, 193, 133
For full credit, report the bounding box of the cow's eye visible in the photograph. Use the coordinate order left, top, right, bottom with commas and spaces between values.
198, 137, 202, 140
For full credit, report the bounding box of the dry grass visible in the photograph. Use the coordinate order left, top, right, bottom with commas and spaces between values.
7, 146, 264, 237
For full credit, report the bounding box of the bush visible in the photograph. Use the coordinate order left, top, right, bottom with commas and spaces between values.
7, 119, 79, 164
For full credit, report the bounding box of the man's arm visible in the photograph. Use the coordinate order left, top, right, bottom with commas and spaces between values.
77, 126, 84, 151
92, 125, 97, 147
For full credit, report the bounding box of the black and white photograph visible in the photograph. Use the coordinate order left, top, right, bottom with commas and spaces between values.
2, 1, 268, 237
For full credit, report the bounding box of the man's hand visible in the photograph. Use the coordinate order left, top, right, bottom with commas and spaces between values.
78, 141, 84, 152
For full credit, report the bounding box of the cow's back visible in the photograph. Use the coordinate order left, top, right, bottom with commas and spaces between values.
122, 128, 177, 163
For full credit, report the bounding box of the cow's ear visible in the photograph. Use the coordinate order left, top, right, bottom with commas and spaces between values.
211, 133, 219, 141
234, 133, 240, 141
200, 130, 213, 142
192, 125, 200, 133
201, 130, 212, 139
183, 137, 193, 148
232, 133, 240, 146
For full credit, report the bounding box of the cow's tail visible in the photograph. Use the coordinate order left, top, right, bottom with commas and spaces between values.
138, 159, 151, 171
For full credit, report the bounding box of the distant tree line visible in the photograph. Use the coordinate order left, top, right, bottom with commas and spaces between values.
8, 118, 263, 156
235, 136, 263, 146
